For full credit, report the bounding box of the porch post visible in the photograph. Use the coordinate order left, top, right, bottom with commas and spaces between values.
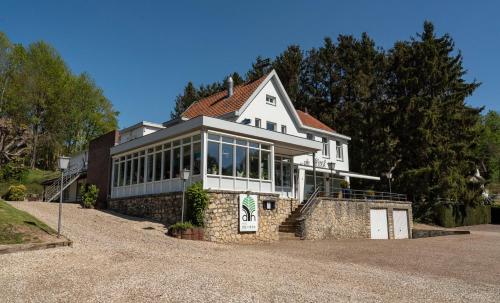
312, 152, 317, 189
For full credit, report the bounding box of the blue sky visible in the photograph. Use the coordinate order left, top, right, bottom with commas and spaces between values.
1, 1, 498, 128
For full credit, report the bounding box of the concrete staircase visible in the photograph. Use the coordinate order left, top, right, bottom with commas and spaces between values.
278, 204, 304, 240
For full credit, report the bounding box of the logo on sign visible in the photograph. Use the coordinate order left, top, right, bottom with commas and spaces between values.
239, 194, 258, 232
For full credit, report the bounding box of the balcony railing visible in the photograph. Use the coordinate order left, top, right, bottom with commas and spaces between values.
317, 187, 408, 202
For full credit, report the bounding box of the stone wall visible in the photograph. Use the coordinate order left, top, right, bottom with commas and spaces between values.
299, 198, 413, 240
204, 190, 300, 243
108, 190, 300, 243
109, 192, 183, 226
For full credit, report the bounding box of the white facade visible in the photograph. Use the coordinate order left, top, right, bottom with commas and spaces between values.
109, 71, 378, 201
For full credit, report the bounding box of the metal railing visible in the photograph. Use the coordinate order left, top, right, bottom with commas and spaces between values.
300, 186, 321, 215
44, 163, 86, 202
319, 188, 407, 202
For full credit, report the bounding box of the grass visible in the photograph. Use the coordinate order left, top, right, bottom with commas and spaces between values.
0, 200, 55, 244
0, 169, 58, 199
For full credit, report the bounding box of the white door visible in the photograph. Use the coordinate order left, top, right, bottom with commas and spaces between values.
370, 209, 389, 239
393, 210, 409, 239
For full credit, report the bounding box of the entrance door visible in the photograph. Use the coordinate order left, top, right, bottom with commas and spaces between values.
370, 209, 389, 239
393, 210, 409, 239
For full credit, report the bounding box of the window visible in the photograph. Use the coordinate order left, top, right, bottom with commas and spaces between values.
261, 150, 270, 180
322, 137, 329, 157
255, 118, 261, 128
138, 156, 145, 183
266, 121, 277, 131
173, 145, 181, 178
131, 157, 138, 184
154, 151, 162, 181
147, 153, 154, 182
336, 141, 344, 161
182, 144, 191, 171
281, 125, 287, 134
207, 141, 219, 174
221, 143, 234, 176
113, 162, 119, 187
119, 161, 125, 186
307, 133, 314, 140
235, 146, 247, 177
193, 142, 201, 175
163, 149, 171, 179
249, 148, 259, 179
266, 94, 276, 106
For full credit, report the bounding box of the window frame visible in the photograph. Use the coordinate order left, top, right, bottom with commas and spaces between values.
255, 118, 261, 128
265, 94, 277, 106
266, 121, 277, 132
336, 141, 344, 161
322, 137, 330, 158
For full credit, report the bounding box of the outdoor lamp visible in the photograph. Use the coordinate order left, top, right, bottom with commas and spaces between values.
385, 172, 393, 196
57, 156, 70, 238
327, 162, 336, 171
181, 169, 191, 223
58, 156, 70, 170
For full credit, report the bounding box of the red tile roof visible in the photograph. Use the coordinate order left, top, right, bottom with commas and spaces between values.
296, 110, 335, 133
181, 73, 335, 133
182, 75, 267, 119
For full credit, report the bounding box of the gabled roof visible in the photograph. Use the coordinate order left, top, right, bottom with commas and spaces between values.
296, 110, 334, 132
182, 75, 267, 119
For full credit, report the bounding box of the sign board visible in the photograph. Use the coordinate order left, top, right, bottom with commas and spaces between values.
239, 194, 258, 232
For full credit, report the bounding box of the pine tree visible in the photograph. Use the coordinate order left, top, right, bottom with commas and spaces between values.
273, 45, 303, 103
170, 82, 198, 119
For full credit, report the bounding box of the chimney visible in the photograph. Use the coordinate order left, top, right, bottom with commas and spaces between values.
227, 76, 234, 97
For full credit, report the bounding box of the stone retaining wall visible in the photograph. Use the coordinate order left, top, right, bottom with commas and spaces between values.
299, 198, 413, 240
109, 191, 300, 243
204, 190, 300, 243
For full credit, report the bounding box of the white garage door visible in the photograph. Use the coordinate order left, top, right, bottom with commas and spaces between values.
393, 210, 409, 239
370, 209, 389, 239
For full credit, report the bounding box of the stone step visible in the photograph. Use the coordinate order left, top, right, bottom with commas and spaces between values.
279, 232, 299, 240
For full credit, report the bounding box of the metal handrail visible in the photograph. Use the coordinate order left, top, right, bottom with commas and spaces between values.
320, 188, 408, 202
44, 163, 86, 202
300, 187, 321, 215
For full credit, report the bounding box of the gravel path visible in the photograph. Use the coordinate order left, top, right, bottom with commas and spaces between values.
1, 202, 499, 302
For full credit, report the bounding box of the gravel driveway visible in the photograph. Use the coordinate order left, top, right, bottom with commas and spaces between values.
1, 202, 499, 302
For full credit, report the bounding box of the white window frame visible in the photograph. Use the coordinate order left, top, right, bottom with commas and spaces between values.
322, 137, 329, 158
255, 118, 261, 128
336, 141, 344, 161
265, 94, 276, 106
281, 125, 287, 134
266, 121, 277, 132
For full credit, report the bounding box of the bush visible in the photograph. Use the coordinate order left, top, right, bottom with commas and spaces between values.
3, 185, 27, 201
435, 204, 491, 227
80, 184, 99, 209
340, 180, 349, 189
186, 182, 209, 226
169, 221, 194, 231
0, 162, 26, 182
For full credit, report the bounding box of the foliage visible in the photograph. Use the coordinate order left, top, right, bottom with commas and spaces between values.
435, 204, 491, 227
80, 184, 99, 209
0, 199, 55, 244
3, 184, 26, 201
186, 182, 209, 226
0, 32, 118, 170
340, 180, 349, 189
475, 110, 500, 184
0, 168, 57, 199
169, 221, 194, 231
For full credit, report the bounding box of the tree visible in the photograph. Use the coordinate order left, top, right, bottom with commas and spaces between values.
170, 82, 198, 119
273, 45, 303, 103
246, 56, 272, 82
476, 110, 500, 184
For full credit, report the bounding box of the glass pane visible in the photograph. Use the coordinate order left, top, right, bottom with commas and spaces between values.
155, 145, 162, 151
173, 147, 181, 178
249, 148, 259, 179
193, 142, 201, 175
192, 134, 201, 141
207, 142, 219, 175
261, 151, 270, 180
235, 146, 247, 177
163, 143, 170, 149
283, 161, 291, 187
221, 144, 234, 176
222, 136, 233, 143
183, 144, 191, 171
182, 137, 191, 144
261, 144, 270, 150
125, 160, 131, 185
173, 140, 180, 147
208, 134, 220, 141
113, 163, 119, 187
154, 152, 162, 181
147, 154, 154, 182
133, 153, 138, 158
249, 142, 259, 149
274, 160, 281, 186
119, 162, 125, 186
132, 158, 138, 184
139, 157, 145, 183
147, 148, 154, 153
163, 150, 171, 179
236, 139, 247, 146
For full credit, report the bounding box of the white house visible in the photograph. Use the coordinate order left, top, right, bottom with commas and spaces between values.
109, 70, 379, 202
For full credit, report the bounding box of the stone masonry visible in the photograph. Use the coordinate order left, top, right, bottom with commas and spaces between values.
204, 190, 300, 243
299, 198, 413, 240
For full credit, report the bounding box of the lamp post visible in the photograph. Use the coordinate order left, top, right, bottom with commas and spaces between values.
57, 156, 70, 238
386, 172, 393, 195
180, 168, 190, 223
328, 162, 336, 197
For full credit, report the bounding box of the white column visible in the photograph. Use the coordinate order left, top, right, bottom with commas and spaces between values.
201, 129, 208, 189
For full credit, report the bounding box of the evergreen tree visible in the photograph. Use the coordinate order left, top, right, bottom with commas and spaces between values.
246, 56, 272, 81
170, 82, 198, 119
273, 45, 303, 103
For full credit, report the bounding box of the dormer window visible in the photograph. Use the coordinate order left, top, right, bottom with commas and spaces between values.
266, 95, 276, 106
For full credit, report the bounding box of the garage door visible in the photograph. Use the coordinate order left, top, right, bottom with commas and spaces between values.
370, 209, 389, 239
393, 210, 409, 239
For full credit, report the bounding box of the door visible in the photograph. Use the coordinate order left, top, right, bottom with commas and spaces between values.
393, 210, 409, 239
370, 209, 389, 239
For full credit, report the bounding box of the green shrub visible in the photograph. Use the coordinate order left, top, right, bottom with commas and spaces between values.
80, 184, 99, 209
169, 221, 194, 231
186, 182, 209, 226
435, 204, 491, 227
340, 180, 349, 189
3, 185, 27, 201
0, 162, 26, 182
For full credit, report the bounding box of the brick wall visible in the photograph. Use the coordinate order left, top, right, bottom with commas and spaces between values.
87, 130, 119, 209
299, 198, 413, 240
